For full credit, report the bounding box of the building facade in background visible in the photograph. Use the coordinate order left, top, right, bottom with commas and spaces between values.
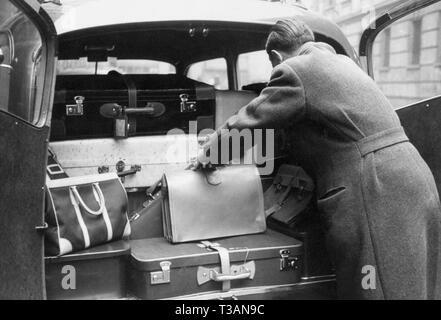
197, 0, 441, 109
300, 0, 441, 108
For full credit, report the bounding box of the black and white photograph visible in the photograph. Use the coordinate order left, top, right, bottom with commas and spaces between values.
1, 0, 441, 305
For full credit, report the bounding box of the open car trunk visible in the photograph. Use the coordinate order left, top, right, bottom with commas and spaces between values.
44, 72, 336, 299
37, 6, 366, 299
26, 1, 367, 299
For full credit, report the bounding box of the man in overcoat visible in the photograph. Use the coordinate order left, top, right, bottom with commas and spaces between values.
196, 19, 441, 299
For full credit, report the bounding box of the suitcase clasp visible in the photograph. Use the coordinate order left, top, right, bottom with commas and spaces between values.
66, 96, 84, 116
179, 93, 197, 113
279, 249, 300, 271
150, 261, 172, 285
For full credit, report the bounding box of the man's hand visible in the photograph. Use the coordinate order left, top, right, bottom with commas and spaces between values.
186, 132, 219, 170
186, 142, 210, 170
186, 156, 202, 171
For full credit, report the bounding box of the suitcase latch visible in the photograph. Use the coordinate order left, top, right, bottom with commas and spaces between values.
66, 96, 84, 116
179, 93, 197, 113
279, 249, 300, 271
150, 261, 172, 285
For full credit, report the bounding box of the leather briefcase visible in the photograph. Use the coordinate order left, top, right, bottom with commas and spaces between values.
264, 164, 315, 225
161, 165, 266, 243
45, 173, 131, 256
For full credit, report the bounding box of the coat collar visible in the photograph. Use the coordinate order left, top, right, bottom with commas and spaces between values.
295, 41, 337, 56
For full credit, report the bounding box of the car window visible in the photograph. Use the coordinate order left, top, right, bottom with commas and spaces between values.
0, 1, 44, 125
371, 1, 441, 109
57, 58, 176, 75
238, 50, 272, 88
187, 58, 228, 90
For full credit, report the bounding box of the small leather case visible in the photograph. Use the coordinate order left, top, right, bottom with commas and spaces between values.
264, 164, 315, 225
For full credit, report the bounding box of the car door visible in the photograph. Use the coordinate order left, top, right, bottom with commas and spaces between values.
359, 0, 441, 193
0, 0, 56, 299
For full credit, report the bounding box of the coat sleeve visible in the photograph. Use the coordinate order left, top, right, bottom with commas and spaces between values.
224, 62, 306, 130
197, 62, 306, 166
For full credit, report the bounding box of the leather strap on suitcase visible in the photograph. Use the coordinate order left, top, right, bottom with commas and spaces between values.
108, 70, 137, 109
200, 241, 232, 292
198, 241, 256, 292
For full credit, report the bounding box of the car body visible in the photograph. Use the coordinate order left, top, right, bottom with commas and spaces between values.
0, 0, 440, 300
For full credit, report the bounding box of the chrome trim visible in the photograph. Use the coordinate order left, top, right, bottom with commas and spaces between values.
300, 274, 336, 281
132, 245, 300, 263
46, 172, 118, 188
45, 247, 129, 260
166, 279, 337, 300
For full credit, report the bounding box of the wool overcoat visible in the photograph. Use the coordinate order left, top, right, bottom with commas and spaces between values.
212, 41, 441, 299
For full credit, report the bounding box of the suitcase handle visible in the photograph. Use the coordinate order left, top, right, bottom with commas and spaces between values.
197, 261, 256, 286
210, 269, 252, 282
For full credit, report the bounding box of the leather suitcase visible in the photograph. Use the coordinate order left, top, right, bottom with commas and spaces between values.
51, 74, 215, 141
127, 229, 303, 299
45, 241, 130, 300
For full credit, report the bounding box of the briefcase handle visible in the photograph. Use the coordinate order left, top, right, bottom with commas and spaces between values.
203, 167, 222, 186
186, 154, 223, 186
70, 183, 106, 216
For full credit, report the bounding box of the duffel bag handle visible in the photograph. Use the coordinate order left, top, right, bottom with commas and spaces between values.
70, 183, 106, 216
